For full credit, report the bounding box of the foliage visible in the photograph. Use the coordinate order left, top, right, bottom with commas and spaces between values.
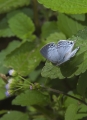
0, 0, 30, 14
37, 0, 87, 14
0, 111, 29, 120
0, 0, 87, 120
12, 90, 50, 106
7, 11, 35, 40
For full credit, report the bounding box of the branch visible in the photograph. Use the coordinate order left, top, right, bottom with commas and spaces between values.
32, 0, 41, 36
41, 85, 87, 106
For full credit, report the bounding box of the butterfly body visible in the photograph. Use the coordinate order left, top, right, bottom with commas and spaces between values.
40, 40, 79, 66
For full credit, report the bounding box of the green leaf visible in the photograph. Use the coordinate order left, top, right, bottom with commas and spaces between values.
0, 78, 5, 87
41, 61, 65, 79
21, 8, 34, 19
4, 41, 44, 76
64, 92, 80, 107
33, 118, 47, 120
58, 13, 85, 37
0, 110, 7, 115
41, 21, 59, 38
0, 79, 5, 100
12, 90, 50, 106
65, 104, 78, 120
45, 32, 66, 43
69, 14, 85, 21
37, 0, 87, 14
77, 71, 87, 96
0, 0, 30, 14
7, 11, 35, 41
76, 104, 87, 119
0, 111, 29, 120
0, 87, 6, 100
65, 102, 87, 119
0, 18, 14, 37
0, 40, 21, 73
29, 69, 41, 82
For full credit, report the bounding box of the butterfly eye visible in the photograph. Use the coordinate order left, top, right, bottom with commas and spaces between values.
50, 44, 54, 47
70, 41, 73, 44
51, 44, 53, 46
67, 41, 73, 44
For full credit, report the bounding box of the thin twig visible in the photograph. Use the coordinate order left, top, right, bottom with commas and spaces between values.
32, 0, 41, 36
41, 85, 87, 106
0, 73, 8, 83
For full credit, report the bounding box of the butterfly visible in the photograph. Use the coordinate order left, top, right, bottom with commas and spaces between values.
40, 40, 79, 66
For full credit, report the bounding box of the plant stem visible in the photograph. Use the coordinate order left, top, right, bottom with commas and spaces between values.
41, 85, 87, 106
18, 75, 32, 84
32, 0, 41, 36
0, 73, 8, 83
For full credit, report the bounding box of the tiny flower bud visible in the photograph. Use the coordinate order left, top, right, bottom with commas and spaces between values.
8, 69, 17, 77
5, 84, 10, 90
30, 85, 33, 90
8, 78, 14, 83
5, 91, 11, 97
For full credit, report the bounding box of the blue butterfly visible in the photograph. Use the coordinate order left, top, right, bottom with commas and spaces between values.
40, 40, 79, 66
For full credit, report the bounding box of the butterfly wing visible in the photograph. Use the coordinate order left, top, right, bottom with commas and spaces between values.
56, 40, 79, 65
40, 43, 60, 64
57, 40, 75, 56
56, 40, 74, 62
63, 47, 79, 62
40, 40, 79, 66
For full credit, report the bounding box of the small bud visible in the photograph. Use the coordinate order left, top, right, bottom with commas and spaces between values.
5, 91, 11, 97
30, 85, 33, 90
34, 83, 40, 89
5, 84, 10, 90
8, 69, 17, 77
8, 78, 14, 83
